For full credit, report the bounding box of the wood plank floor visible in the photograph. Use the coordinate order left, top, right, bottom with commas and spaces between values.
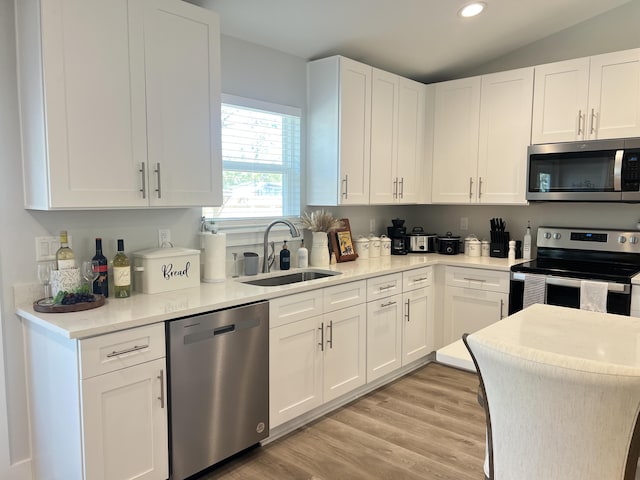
196, 363, 486, 480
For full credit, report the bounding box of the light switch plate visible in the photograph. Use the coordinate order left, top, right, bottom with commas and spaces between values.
35, 235, 72, 262
460, 217, 469, 231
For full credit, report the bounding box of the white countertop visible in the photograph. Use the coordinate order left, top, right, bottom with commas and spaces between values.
16, 253, 521, 340
471, 303, 640, 371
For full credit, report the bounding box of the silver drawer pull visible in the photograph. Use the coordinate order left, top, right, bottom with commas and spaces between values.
106, 344, 149, 358
463, 277, 486, 282
379, 284, 396, 291
413, 277, 428, 282
380, 300, 397, 308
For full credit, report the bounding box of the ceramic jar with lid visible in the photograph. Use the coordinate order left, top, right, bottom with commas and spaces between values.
481, 240, 490, 257
464, 234, 478, 256
354, 236, 370, 259
468, 237, 481, 257
380, 235, 391, 256
369, 234, 381, 258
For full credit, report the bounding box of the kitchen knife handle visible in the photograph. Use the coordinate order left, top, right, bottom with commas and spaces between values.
154, 162, 162, 198
139, 162, 147, 199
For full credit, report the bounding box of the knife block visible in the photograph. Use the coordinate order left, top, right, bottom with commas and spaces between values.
490, 232, 509, 258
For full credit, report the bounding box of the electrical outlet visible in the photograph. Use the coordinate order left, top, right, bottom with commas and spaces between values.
35, 236, 62, 261
460, 217, 469, 231
370, 218, 376, 233
158, 229, 172, 247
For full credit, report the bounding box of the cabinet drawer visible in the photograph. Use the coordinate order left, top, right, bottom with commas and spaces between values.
445, 266, 509, 293
366, 273, 403, 301
270, 290, 324, 328
80, 323, 166, 379
402, 267, 433, 291
323, 280, 366, 312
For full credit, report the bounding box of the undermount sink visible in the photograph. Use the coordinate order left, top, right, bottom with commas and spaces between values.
240, 269, 341, 287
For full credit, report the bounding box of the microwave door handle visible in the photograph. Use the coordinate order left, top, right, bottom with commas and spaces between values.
614, 150, 623, 191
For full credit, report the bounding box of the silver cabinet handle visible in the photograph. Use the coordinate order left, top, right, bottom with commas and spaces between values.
590, 108, 597, 135
139, 162, 147, 199
393, 177, 398, 199
405, 298, 411, 322
577, 110, 584, 136
499, 299, 504, 320
399, 177, 404, 199
478, 177, 483, 199
106, 344, 149, 358
318, 322, 324, 352
154, 162, 162, 198
342, 175, 348, 199
469, 177, 474, 199
379, 284, 396, 292
327, 320, 333, 349
413, 277, 429, 283
157, 370, 165, 408
463, 277, 486, 282
380, 300, 397, 308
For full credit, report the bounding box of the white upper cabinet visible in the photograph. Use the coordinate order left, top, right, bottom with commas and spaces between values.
307, 56, 371, 205
532, 48, 640, 143
16, 0, 221, 210
369, 70, 425, 204
432, 68, 533, 205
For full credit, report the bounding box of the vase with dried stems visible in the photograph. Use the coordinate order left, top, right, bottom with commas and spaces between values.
300, 210, 343, 267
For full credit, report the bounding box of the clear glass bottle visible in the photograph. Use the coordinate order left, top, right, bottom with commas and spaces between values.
56, 230, 75, 270
113, 239, 131, 298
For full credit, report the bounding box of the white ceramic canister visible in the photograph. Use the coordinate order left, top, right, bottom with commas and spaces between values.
468, 238, 481, 257
380, 235, 391, 256
481, 240, 490, 257
354, 235, 370, 259
369, 234, 381, 258
464, 234, 478, 256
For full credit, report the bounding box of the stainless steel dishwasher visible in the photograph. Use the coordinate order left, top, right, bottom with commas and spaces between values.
167, 301, 269, 480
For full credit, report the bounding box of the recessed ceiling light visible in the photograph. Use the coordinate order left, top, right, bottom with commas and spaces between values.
459, 2, 486, 18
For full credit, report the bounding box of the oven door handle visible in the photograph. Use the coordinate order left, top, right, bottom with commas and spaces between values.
512, 272, 630, 294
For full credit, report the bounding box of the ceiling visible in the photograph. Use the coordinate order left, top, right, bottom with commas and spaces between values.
193, 0, 629, 82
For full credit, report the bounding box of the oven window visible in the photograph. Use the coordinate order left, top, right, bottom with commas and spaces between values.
529, 151, 616, 192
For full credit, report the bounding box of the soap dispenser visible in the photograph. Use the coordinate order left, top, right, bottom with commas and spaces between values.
280, 241, 291, 270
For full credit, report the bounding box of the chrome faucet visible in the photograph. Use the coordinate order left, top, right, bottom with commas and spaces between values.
263, 219, 301, 273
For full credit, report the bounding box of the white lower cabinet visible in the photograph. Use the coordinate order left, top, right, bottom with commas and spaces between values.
443, 266, 509, 344
22, 322, 168, 480
402, 286, 434, 365
366, 293, 403, 381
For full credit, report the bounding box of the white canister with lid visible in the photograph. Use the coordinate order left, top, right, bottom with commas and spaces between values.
369, 234, 381, 258
354, 235, 370, 259
481, 240, 490, 257
464, 234, 478, 256
468, 237, 481, 257
380, 235, 391, 256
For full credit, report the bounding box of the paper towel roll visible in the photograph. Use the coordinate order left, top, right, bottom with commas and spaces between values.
200, 232, 226, 283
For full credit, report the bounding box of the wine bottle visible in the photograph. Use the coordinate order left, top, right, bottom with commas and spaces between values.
113, 239, 131, 298
92, 238, 109, 297
56, 230, 75, 270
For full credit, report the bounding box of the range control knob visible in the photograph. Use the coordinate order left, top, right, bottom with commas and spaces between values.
553, 233, 562, 240
544, 232, 552, 239
630, 236, 639, 245
618, 235, 627, 244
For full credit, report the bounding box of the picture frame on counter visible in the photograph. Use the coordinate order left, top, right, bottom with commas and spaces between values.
329, 218, 358, 262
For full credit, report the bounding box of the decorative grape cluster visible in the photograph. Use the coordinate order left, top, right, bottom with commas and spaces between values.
55, 291, 96, 305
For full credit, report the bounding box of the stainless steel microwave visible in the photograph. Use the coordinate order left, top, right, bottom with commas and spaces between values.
527, 137, 640, 202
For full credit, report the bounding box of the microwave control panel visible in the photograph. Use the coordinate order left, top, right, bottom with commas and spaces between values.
622, 149, 640, 191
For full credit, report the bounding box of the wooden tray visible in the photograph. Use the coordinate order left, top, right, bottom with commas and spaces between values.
33, 295, 106, 313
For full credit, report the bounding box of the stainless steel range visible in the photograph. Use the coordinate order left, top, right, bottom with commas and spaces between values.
509, 227, 640, 315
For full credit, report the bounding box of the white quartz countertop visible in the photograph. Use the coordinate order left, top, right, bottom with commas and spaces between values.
470, 303, 640, 371
16, 253, 521, 340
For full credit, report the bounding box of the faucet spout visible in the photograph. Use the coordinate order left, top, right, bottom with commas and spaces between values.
262, 219, 301, 273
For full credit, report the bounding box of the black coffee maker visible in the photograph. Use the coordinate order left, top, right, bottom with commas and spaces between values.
387, 218, 408, 255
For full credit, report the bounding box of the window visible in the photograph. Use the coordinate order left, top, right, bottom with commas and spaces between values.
202, 95, 301, 221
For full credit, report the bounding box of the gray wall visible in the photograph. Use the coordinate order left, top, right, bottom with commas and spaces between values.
1, 0, 639, 476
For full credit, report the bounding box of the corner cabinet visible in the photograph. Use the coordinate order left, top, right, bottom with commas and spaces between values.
16, 0, 222, 210
22, 322, 168, 480
532, 48, 640, 144
432, 67, 533, 205
307, 56, 372, 205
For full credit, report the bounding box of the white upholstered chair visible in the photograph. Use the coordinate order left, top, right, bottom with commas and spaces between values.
463, 333, 640, 480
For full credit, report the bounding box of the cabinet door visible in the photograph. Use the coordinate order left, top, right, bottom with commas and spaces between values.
269, 316, 323, 428
531, 58, 590, 144
323, 304, 367, 402
144, 0, 222, 207
403, 286, 434, 365
477, 67, 533, 205
82, 358, 168, 480
588, 49, 640, 140
370, 68, 399, 205
443, 286, 508, 345
339, 58, 371, 204
366, 295, 403, 381
396, 77, 426, 204
432, 76, 481, 203
37, 0, 148, 208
